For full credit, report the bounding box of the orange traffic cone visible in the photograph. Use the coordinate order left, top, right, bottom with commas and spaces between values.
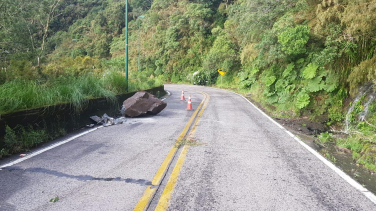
181, 90, 185, 101
187, 95, 193, 110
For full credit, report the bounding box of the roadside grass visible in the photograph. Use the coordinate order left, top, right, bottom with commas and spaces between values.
318, 132, 334, 144
0, 75, 115, 114
324, 151, 337, 163
215, 82, 376, 174
0, 70, 162, 115
336, 134, 376, 172
0, 124, 66, 158
0, 70, 163, 157
335, 113, 376, 173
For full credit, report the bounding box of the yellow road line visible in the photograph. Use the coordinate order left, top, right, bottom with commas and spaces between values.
133, 186, 157, 211
133, 92, 207, 211
154, 145, 190, 211
155, 92, 210, 211
189, 93, 210, 139
151, 148, 177, 185
174, 92, 207, 145
152, 93, 207, 186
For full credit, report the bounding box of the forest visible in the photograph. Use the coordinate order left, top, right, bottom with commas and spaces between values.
1, 0, 376, 171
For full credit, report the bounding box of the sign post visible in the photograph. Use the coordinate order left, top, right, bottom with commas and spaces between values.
217, 68, 226, 85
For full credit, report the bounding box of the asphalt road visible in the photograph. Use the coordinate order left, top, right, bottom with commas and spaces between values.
1, 84, 376, 211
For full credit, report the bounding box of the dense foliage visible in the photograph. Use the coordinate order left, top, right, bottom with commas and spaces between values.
1, 0, 376, 169
0, 0, 162, 114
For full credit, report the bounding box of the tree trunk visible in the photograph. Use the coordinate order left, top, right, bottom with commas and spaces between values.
38, 0, 62, 66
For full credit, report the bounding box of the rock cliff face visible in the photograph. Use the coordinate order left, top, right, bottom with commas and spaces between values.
121, 92, 167, 117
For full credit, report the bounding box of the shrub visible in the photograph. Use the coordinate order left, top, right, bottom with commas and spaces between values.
278, 25, 310, 56
296, 91, 310, 109
318, 132, 333, 143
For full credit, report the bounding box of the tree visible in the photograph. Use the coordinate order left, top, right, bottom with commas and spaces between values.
131, 0, 153, 11
35, 0, 63, 66
202, 27, 239, 83
0, 0, 63, 67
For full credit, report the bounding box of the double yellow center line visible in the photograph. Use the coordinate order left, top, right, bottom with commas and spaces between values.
133, 92, 210, 211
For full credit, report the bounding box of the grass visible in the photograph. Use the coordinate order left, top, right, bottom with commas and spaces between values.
0, 70, 163, 157
0, 124, 65, 157
337, 136, 364, 153
216, 81, 376, 173
0, 70, 162, 115
324, 152, 337, 163
0, 75, 113, 114
335, 133, 376, 172
318, 132, 334, 144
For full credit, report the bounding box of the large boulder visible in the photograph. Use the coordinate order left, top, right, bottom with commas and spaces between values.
121, 91, 167, 117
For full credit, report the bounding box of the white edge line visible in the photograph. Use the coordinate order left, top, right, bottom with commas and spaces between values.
232, 91, 376, 204
1, 89, 171, 169
0, 126, 103, 170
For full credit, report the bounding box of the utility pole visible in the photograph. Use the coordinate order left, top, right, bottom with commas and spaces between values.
125, 0, 129, 92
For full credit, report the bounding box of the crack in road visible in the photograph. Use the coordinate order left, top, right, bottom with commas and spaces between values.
2, 167, 152, 186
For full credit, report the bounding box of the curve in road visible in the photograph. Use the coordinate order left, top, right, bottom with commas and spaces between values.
0, 84, 375, 211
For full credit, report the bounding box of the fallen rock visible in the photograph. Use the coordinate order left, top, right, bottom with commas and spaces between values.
86, 124, 95, 128
90, 113, 127, 126
90, 115, 103, 124
102, 113, 115, 127
121, 91, 167, 117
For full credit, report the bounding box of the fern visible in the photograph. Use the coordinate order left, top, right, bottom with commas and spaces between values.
302, 63, 318, 79
285, 84, 296, 93
307, 77, 323, 92
250, 67, 260, 76
238, 71, 249, 81
278, 91, 291, 104
323, 73, 339, 92
275, 79, 287, 92
282, 63, 295, 78
296, 91, 310, 109
297, 58, 305, 64
267, 94, 279, 104
240, 77, 255, 89
264, 76, 276, 87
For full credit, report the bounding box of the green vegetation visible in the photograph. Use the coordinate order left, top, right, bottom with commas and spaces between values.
0, 70, 162, 114
318, 132, 334, 144
2, 0, 375, 117
49, 196, 60, 203
331, 115, 376, 172
323, 150, 337, 163
0, 0, 161, 115
336, 132, 376, 172
1, 1, 376, 171
0, 124, 66, 158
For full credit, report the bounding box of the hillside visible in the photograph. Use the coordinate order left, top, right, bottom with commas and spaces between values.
1, 0, 376, 170
0, 0, 160, 114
